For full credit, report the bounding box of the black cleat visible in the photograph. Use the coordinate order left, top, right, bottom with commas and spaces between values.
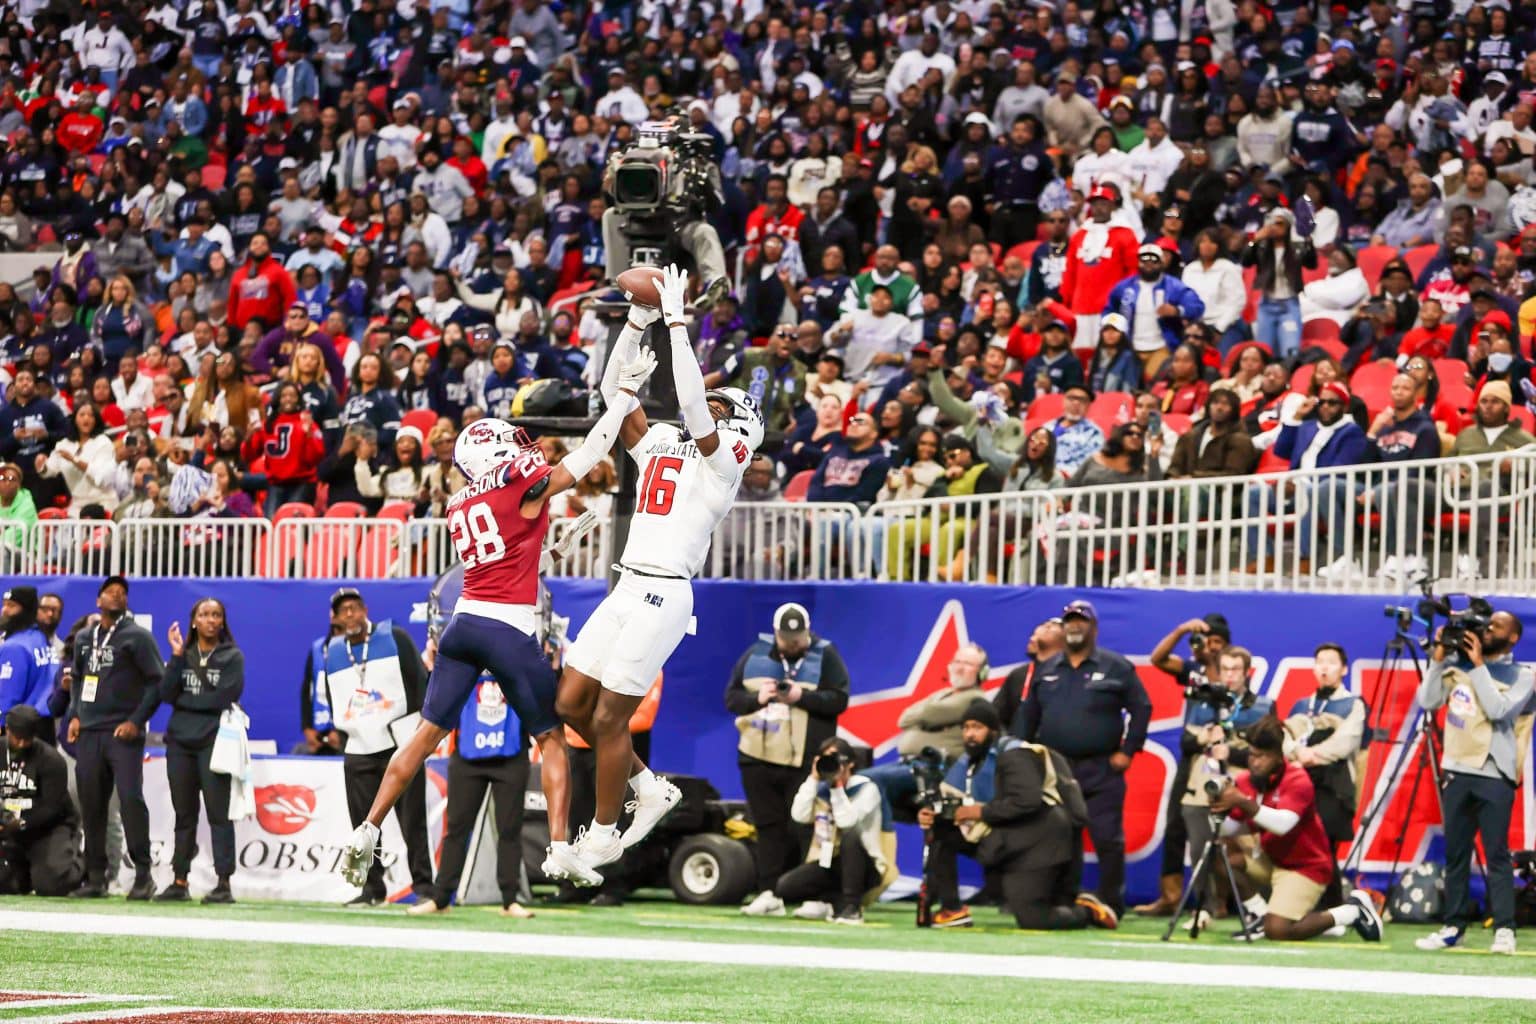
154, 881, 190, 902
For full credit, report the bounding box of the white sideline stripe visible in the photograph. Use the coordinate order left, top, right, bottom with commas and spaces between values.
4, 910, 1536, 1003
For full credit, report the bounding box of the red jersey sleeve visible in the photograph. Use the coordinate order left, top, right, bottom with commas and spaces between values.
1268, 763, 1316, 818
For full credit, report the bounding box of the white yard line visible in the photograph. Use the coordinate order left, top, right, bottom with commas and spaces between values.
4, 910, 1535, 1003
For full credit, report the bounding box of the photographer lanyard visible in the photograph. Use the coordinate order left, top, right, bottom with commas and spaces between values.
89, 620, 119, 674
344, 625, 372, 693
779, 655, 804, 684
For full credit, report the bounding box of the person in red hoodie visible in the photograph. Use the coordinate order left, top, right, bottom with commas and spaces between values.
1397, 297, 1455, 360
244, 381, 326, 516
229, 232, 297, 333
243, 79, 288, 135
57, 93, 105, 155
448, 136, 488, 196
1059, 183, 1139, 358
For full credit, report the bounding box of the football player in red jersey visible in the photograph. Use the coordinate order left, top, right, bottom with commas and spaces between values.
340, 349, 660, 891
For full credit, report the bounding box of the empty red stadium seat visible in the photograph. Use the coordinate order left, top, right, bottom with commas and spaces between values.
376, 502, 415, 522
1355, 245, 1398, 292
1350, 361, 1396, 417
1004, 241, 1040, 267
783, 470, 814, 502
324, 501, 368, 518
1301, 319, 1341, 342
1403, 244, 1437, 279
1160, 413, 1192, 435
37, 508, 68, 520
399, 409, 439, 439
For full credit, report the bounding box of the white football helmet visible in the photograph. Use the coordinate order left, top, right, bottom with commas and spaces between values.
454, 418, 532, 479
705, 386, 765, 451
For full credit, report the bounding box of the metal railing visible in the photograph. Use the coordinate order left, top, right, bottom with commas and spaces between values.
7, 449, 1533, 593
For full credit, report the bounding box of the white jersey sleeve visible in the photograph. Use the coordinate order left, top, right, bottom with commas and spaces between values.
620, 423, 747, 578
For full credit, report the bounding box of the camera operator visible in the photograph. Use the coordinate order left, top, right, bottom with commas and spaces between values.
993, 618, 1066, 738
0, 705, 84, 896
725, 603, 850, 900
1017, 600, 1150, 916
1282, 643, 1365, 903
919, 699, 1117, 931
1177, 646, 1273, 914
600, 117, 729, 304
1211, 717, 1382, 944
741, 737, 892, 925
1414, 609, 1533, 955
1136, 612, 1231, 916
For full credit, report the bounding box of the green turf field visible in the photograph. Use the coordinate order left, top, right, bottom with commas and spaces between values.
3, 894, 1535, 1023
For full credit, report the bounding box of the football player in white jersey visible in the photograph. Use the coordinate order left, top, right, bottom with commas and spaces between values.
553, 264, 765, 877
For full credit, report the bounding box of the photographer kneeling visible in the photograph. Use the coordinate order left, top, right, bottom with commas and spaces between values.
0, 706, 84, 896
919, 700, 1116, 931
741, 738, 894, 925
1210, 717, 1381, 943
1414, 610, 1532, 955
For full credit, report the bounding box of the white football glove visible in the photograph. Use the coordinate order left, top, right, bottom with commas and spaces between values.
616, 347, 658, 394
339, 822, 380, 887
550, 509, 599, 563
626, 301, 662, 329
658, 263, 689, 324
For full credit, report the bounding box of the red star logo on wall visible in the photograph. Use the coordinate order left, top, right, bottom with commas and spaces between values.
838, 600, 1019, 759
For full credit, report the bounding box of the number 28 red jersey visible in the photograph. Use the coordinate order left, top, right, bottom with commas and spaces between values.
446, 449, 553, 608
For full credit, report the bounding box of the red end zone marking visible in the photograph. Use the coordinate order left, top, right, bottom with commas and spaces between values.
41, 1013, 686, 1024
0, 992, 88, 1005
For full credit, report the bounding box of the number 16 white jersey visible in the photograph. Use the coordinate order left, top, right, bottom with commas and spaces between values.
620, 422, 749, 578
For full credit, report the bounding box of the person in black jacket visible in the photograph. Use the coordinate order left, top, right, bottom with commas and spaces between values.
154, 598, 245, 905
1016, 599, 1151, 916
919, 700, 1114, 930
65, 575, 164, 901
0, 705, 84, 897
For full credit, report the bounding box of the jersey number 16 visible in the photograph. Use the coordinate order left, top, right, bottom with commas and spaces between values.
637, 456, 683, 516
449, 504, 506, 569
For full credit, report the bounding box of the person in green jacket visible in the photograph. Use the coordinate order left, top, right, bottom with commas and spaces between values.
0, 462, 37, 566
704, 325, 807, 435
885, 435, 1003, 580
925, 346, 1024, 469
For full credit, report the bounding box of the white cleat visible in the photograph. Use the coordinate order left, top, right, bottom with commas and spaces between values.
794, 900, 834, 921
1491, 927, 1517, 955
406, 898, 448, 916
741, 891, 786, 916
622, 778, 682, 851
542, 844, 604, 888
339, 822, 380, 888
572, 826, 625, 870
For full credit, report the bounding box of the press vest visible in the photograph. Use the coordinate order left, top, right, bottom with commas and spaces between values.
323, 620, 409, 755
735, 635, 830, 768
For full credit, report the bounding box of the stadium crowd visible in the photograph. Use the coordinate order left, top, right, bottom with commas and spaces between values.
3, 0, 1536, 581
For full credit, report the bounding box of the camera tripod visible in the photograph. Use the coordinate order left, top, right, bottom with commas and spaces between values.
1163, 811, 1260, 942
1340, 625, 1484, 895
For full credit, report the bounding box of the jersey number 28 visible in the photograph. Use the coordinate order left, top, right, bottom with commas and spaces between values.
637, 456, 683, 516
449, 504, 506, 569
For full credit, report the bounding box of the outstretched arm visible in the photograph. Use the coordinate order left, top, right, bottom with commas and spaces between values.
660, 264, 723, 459
604, 302, 659, 450
537, 351, 656, 503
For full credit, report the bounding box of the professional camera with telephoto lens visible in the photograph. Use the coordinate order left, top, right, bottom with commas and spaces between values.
1185, 681, 1236, 711
815, 749, 850, 782
1384, 589, 1494, 649
902, 746, 962, 818
775, 679, 792, 696
609, 120, 718, 216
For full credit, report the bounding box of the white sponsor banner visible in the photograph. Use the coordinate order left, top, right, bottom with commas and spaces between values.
117, 755, 447, 902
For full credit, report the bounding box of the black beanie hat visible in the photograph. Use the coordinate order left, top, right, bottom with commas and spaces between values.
963, 698, 1002, 732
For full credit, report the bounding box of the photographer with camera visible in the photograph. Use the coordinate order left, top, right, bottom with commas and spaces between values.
600, 118, 730, 306
1017, 600, 1149, 917
1414, 608, 1532, 955
1136, 612, 1231, 916
741, 737, 892, 925
0, 705, 84, 897
1211, 717, 1382, 944
1176, 646, 1273, 919
918, 699, 1116, 931
1282, 643, 1366, 902
725, 603, 850, 902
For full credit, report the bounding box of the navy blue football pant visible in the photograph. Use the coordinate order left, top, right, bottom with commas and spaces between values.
423, 613, 559, 737
1070, 755, 1127, 915
75, 728, 151, 883
1441, 770, 1516, 931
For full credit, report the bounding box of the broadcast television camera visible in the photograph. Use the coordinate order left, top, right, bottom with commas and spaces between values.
609, 121, 718, 217
1384, 585, 1494, 650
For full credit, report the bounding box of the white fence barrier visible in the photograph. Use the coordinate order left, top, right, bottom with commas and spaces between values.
8, 449, 1534, 594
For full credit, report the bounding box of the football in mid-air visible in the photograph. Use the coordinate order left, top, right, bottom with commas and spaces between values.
617, 266, 666, 308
